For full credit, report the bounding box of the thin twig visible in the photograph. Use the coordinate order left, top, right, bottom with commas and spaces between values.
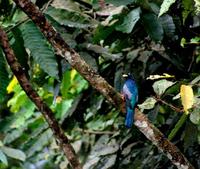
41, 0, 54, 12
6, 17, 29, 33
153, 96, 183, 113
76, 128, 117, 135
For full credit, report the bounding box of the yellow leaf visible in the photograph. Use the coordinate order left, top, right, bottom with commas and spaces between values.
180, 85, 194, 114
7, 76, 18, 94
70, 69, 77, 82
146, 73, 175, 80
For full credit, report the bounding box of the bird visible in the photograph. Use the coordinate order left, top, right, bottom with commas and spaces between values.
122, 73, 138, 128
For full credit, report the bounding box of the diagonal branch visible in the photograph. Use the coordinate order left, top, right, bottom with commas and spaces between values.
0, 28, 82, 169
8, 0, 195, 169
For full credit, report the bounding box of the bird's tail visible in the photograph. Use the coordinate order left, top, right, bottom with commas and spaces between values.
125, 107, 134, 128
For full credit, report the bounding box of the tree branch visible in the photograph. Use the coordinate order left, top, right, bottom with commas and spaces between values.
0, 29, 82, 169
153, 96, 183, 113
9, 0, 195, 168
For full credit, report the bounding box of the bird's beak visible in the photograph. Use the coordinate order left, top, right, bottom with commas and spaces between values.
122, 74, 128, 78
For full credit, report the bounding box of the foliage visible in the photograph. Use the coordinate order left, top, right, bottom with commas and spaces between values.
0, 49, 9, 102
0, 0, 200, 169
20, 21, 58, 79
158, 0, 176, 17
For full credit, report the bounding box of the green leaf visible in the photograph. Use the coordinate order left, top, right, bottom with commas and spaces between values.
7, 87, 35, 128
153, 79, 175, 96
142, 13, 164, 41
194, 0, 200, 13
1, 146, 26, 161
183, 122, 198, 151
181, 38, 186, 47
106, 0, 135, 6
55, 99, 73, 119
190, 75, 200, 85
158, 0, 176, 17
61, 71, 71, 98
138, 97, 157, 111
190, 108, 200, 124
51, 0, 81, 11
182, 0, 194, 23
168, 113, 188, 141
10, 105, 35, 128
7, 85, 35, 114
45, 6, 94, 28
3, 127, 25, 144
93, 24, 116, 43
99, 155, 117, 169
191, 36, 200, 43
116, 7, 141, 33
7, 89, 27, 113
159, 14, 175, 38
26, 129, 53, 158
84, 135, 118, 169
0, 49, 9, 102
20, 21, 58, 78
0, 150, 8, 166
11, 27, 29, 76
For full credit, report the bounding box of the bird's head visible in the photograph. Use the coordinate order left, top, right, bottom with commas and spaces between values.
122, 73, 134, 80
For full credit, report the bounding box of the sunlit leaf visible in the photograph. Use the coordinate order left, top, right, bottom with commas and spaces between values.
190, 108, 200, 124
71, 69, 77, 83
194, 0, 200, 13
3, 127, 25, 144
146, 73, 175, 80
61, 71, 71, 98
180, 38, 186, 47
7, 76, 18, 94
7, 90, 27, 113
138, 97, 157, 111
182, 0, 194, 23
190, 75, 200, 85
10, 102, 35, 128
1, 146, 26, 161
153, 79, 175, 96
55, 99, 73, 119
0, 150, 8, 166
180, 85, 194, 114
158, 0, 176, 17
51, 0, 81, 11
